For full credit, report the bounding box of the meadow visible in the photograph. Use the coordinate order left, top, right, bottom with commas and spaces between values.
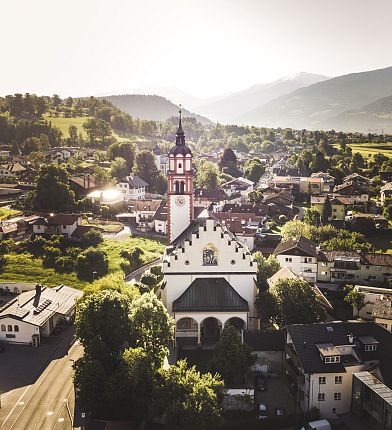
333, 142, 392, 158
0, 236, 165, 289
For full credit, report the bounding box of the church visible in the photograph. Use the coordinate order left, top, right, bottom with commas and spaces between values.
160, 112, 258, 346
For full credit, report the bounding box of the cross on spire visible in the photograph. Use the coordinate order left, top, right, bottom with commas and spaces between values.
176, 104, 185, 146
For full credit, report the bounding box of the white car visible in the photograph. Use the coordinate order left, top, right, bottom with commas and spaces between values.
257, 402, 268, 420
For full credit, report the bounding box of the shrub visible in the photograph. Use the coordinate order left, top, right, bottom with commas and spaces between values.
76, 248, 109, 281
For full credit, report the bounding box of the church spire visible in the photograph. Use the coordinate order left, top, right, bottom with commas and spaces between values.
175, 104, 185, 146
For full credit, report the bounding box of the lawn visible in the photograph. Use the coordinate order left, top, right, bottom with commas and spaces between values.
101, 236, 165, 274
0, 236, 165, 289
0, 207, 22, 220
43, 114, 91, 139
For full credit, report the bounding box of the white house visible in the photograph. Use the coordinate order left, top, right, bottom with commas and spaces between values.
285, 322, 392, 420
352, 285, 392, 320
221, 177, 254, 197
116, 175, 148, 201
274, 236, 319, 283
0, 284, 83, 346
128, 199, 162, 231
372, 295, 392, 332
155, 153, 169, 174
31, 213, 82, 238
0, 163, 26, 177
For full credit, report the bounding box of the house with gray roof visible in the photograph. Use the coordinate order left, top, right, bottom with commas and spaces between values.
0, 284, 82, 346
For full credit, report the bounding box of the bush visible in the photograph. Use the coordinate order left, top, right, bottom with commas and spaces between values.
81, 229, 104, 248
140, 272, 158, 288
76, 248, 109, 281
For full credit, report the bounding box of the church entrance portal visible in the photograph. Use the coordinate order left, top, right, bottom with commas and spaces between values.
201, 317, 222, 345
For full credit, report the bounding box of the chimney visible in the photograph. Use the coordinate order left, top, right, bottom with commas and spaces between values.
83, 176, 86, 188
303, 341, 307, 348
348, 334, 354, 344
35, 283, 42, 297
87, 174, 90, 189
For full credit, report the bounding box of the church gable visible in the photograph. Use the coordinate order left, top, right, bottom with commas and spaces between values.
163, 215, 256, 274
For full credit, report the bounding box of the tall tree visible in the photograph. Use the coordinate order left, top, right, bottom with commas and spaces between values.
110, 156, 129, 180
31, 164, 75, 211
132, 150, 160, 191
195, 161, 219, 189
153, 360, 223, 430
271, 278, 326, 327
209, 325, 254, 385
321, 195, 332, 223
129, 292, 174, 365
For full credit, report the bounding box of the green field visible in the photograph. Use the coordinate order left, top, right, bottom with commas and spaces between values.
333, 142, 392, 158
0, 236, 165, 289
43, 114, 91, 139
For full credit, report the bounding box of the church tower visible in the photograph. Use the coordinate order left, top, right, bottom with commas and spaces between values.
167, 108, 194, 243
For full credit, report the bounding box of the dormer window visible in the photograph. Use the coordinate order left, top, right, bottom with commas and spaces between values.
365, 344, 377, 352
325, 356, 341, 363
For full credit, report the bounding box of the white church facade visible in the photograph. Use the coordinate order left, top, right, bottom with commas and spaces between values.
160, 111, 258, 346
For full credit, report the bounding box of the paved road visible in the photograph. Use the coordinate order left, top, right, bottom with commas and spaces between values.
125, 259, 161, 284
0, 339, 83, 430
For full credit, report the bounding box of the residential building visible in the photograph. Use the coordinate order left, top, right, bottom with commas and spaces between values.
311, 172, 335, 193
0, 284, 82, 346
0, 163, 26, 177
381, 182, 392, 205
352, 372, 392, 430
31, 213, 82, 238
154, 153, 169, 174
311, 195, 347, 220
117, 175, 148, 201
194, 188, 227, 203
87, 189, 124, 207
372, 295, 392, 332
70, 174, 100, 198
345, 213, 388, 229
333, 182, 369, 204
353, 285, 392, 320
153, 201, 168, 235
128, 199, 162, 231
285, 322, 392, 420
220, 177, 254, 197
274, 236, 319, 282
317, 251, 392, 286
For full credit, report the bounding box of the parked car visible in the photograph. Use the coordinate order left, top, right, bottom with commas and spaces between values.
255, 374, 268, 391
300, 419, 331, 430
257, 402, 268, 420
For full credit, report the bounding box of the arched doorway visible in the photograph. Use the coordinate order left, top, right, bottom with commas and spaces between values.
201, 317, 222, 345
176, 317, 198, 347
225, 317, 246, 331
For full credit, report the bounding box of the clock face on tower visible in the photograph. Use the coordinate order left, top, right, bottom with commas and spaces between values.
175, 196, 186, 207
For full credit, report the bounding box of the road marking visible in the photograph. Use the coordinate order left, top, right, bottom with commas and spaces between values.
18, 402, 24, 405
0, 385, 31, 428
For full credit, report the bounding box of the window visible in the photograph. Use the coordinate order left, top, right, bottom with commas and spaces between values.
321, 262, 327, 267
365, 344, 377, 351
14, 325, 19, 332
285, 257, 292, 262
1, 324, 5, 331
7, 325, 12, 332
334, 392, 342, 400
318, 393, 325, 401
178, 163, 182, 169
335, 376, 342, 384
6, 334, 15, 338
321, 271, 327, 275
319, 377, 326, 384
332, 408, 337, 414
325, 356, 341, 363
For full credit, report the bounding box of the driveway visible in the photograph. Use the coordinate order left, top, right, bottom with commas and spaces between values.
254, 375, 296, 417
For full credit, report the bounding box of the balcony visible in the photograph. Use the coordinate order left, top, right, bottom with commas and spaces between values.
285, 357, 305, 385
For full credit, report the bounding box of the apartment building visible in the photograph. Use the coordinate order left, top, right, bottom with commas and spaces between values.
274, 236, 318, 282
285, 322, 392, 420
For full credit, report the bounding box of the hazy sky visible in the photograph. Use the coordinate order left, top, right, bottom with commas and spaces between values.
2, 0, 392, 99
